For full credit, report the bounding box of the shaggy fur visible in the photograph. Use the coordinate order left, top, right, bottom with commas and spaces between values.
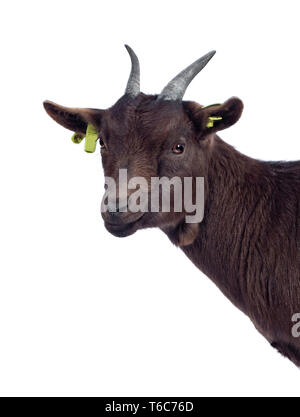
44, 93, 300, 366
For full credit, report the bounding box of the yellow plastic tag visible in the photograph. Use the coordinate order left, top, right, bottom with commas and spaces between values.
71, 133, 84, 144
71, 124, 98, 153
206, 116, 223, 128
84, 124, 98, 153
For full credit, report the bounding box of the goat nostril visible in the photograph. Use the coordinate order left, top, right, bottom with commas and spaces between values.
109, 199, 128, 213
116, 202, 128, 213
105, 198, 128, 214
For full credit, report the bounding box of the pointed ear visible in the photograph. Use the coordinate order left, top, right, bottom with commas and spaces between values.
43, 100, 103, 135
184, 97, 243, 138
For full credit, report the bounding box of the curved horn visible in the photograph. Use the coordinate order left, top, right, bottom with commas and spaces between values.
124, 44, 140, 97
158, 50, 216, 101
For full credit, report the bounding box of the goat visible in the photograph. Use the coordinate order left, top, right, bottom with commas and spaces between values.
43, 45, 300, 366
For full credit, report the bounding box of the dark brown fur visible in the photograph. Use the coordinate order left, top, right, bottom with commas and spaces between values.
44, 93, 300, 366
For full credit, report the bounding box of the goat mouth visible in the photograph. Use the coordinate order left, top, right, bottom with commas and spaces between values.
104, 214, 144, 237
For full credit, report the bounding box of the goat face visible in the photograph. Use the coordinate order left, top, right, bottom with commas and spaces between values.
44, 46, 243, 245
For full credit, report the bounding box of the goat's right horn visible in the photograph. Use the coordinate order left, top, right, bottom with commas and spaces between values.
124, 45, 140, 98
158, 50, 216, 101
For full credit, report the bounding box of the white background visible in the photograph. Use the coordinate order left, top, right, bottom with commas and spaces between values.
0, 0, 300, 397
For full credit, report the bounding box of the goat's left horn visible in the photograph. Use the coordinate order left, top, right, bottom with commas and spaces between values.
124, 45, 140, 97
158, 50, 216, 101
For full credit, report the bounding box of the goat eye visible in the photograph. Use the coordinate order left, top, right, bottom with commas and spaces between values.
99, 138, 105, 149
172, 144, 185, 154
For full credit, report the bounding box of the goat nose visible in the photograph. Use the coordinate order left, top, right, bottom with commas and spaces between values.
116, 199, 128, 213
107, 198, 128, 214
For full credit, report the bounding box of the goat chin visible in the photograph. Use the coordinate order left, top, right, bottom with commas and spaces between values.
104, 217, 142, 238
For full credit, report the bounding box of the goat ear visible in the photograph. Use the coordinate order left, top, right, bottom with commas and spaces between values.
185, 97, 243, 138
43, 100, 103, 135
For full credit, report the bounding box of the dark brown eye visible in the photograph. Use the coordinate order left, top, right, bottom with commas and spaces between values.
172, 144, 185, 154
99, 138, 105, 149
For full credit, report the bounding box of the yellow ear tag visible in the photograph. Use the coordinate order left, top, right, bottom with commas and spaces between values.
206, 116, 223, 128
202, 104, 222, 129
84, 124, 98, 153
71, 124, 98, 153
71, 132, 84, 144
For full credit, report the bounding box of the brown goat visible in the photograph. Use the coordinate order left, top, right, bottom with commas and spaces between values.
43, 46, 300, 366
